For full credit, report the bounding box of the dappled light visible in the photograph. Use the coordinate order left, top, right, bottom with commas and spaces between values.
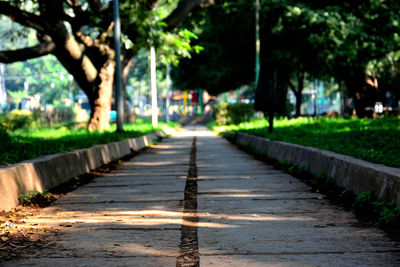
3, 126, 399, 266
2, 0, 400, 265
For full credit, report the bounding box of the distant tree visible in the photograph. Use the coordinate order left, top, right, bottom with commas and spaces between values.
171, 0, 255, 94
172, 0, 400, 125
0, 0, 211, 130
7, 89, 27, 108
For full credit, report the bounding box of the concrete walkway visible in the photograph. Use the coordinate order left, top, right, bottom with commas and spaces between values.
4, 126, 400, 266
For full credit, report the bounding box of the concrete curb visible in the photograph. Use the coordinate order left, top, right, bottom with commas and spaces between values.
225, 131, 400, 206
0, 131, 165, 211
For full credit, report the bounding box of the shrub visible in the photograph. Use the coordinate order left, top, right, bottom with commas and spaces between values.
20, 190, 55, 207
1, 110, 40, 130
45, 104, 76, 124
0, 125, 10, 142
215, 102, 229, 125
215, 102, 254, 125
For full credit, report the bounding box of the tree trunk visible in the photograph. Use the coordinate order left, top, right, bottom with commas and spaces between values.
254, 57, 276, 133
122, 56, 136, 123
345, 70, 367, 118
54, 36, 114, 131
295, 73, 304, 117
87, 61, 114, 131
295, 92, 301, 116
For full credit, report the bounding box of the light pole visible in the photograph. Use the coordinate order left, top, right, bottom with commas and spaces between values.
0, 63, 7, 107
69, 75, 74, 103
113, 0, 124, 132
165, 64, 171, 123
255, 0, 260, 85
24, 81, 29, 95
150, 46, 158, 127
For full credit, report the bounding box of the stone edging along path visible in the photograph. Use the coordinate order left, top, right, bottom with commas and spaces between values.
0, 130, 165, 211
224, 131, 400, 206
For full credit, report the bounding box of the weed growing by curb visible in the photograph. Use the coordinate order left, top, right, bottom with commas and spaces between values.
20, 191, 56, 207
354, 191, 400, 239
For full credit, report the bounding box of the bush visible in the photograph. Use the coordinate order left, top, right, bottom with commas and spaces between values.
0, 125, 10, 142
45, 104, 76, 125
20, 190, 56, 207
215, 102, 254, 125
1, 110, 40, 130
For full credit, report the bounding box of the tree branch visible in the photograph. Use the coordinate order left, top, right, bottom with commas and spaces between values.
0, 42, 56, 63
88, 0, 106, 12
64, 0, 79, 8
288, 80, 297, 94
0, 1, 46, 32
144, 0, 160, 10
164, 0, 214, 31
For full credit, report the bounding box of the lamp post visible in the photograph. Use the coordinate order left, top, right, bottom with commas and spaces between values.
69, 75, 74, 103
24, 81, 29, 95
165, 64, 171, 123
113, 0, 124, 132
150, 46, 158, 127
255, 0, 260, 85
0, 63, 6, 107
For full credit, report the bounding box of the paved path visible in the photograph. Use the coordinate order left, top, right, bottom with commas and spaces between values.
4, 126, 400, 266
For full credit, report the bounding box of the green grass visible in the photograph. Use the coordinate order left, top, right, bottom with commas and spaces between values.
210, 117, 400, 168
1, 119, 179, 166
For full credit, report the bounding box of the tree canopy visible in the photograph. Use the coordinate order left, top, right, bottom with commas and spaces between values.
172, 0, 400, 118
0, 0, 210, 130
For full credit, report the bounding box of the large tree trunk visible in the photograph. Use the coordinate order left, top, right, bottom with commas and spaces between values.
345, 70, 368, 118
87, 61, 114, 131
55, 36, 114, 131
254, 57, 276, 132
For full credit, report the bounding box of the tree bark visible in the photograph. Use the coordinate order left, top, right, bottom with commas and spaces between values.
122, 56, 136, 123
88, 61, 114, 131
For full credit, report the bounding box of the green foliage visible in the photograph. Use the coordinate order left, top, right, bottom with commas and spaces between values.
158, 29, 203, 66
7, 90, 28, 107
354, 191, 400, 227
215, 102, 229, 126
211, 117, 400, 168
354, 191, 375, 209
172, 0, 400, 117
215, 102, 254, 126
172, 0, 255, 94
0, 119, 177, 165
3, 54, 75, 107
0, 109, 40, 130
51, 103, 75, 124
20, 190, 54, 207
0, 125, 10, 142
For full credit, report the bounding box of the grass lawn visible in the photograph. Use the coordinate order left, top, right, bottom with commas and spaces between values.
210, 117, 400, 168
1, 119, 178, 166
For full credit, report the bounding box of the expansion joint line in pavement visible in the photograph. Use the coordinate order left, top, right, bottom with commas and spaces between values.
176, 137, 199, 267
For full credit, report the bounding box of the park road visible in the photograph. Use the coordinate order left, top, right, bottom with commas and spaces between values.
3, 126, 400, 266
